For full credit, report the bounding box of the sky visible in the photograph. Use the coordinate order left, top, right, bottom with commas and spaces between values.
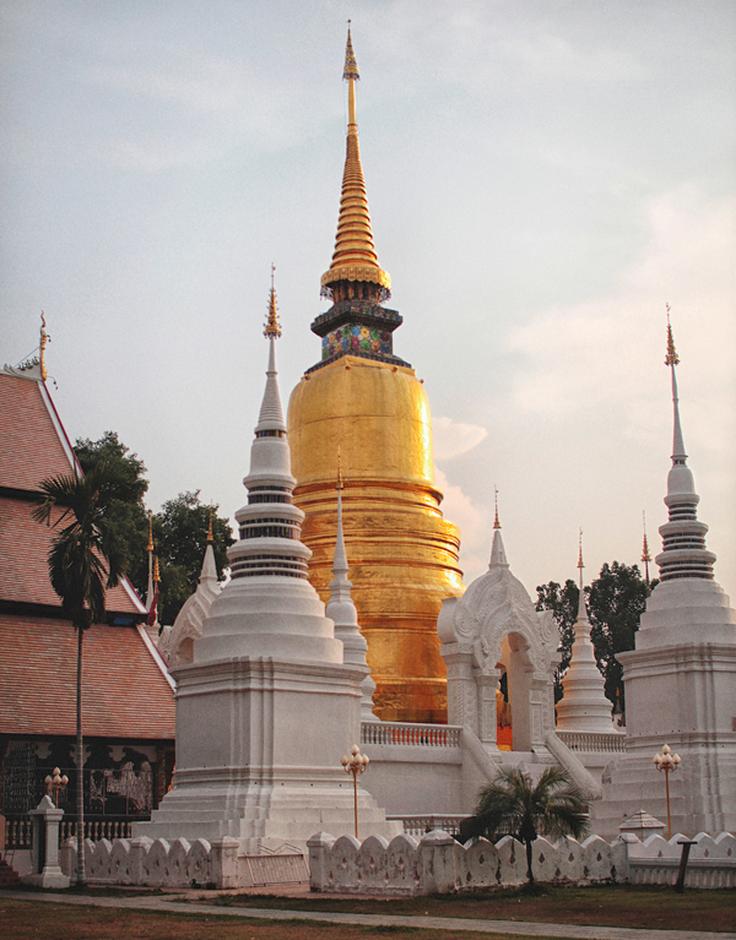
2, 0, 735, 600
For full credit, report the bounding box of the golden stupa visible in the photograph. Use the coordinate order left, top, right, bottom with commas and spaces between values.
287, 26, 463, 723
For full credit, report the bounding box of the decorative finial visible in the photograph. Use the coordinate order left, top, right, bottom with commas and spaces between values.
665, 304, 679, 366
146, 511, 154, 553
264, 263, 282, 338
39, 311, 49, 382
153, 553, 161, 583
337, 446, 344, 491
577, 528, 584, 570
207, 510, 214, 544
343, 20, 360, 81
641, 510, 651, 584
493, 486, 501, 530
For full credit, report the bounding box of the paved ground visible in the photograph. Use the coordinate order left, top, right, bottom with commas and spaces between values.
2, 889, 735, 940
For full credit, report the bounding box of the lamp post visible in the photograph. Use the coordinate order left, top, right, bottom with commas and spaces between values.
340, 744, 369, 839
654, 743, 681, 838
44, 767, 69, 808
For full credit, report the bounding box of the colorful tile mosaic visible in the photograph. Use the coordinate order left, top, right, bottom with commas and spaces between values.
321, 323, 392, 360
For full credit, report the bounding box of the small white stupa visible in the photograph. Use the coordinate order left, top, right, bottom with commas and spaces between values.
556, 532, 615, 734
158, 514, 222, 669
137, 272, 398, 853
326, 454, 377, 721
592, 310, 736, 836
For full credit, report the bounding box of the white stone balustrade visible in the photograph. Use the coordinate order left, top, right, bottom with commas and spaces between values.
361, 721, 462, 749
387, 815, 466, 838
60, 835, 239, 888
308, 829, 736, 895
555, 730, 626, 753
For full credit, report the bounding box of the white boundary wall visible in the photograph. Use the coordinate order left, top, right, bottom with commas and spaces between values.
308, 829, 736, 895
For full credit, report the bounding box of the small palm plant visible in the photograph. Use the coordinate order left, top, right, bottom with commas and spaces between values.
463, 766, 589, 884
33, 462, 129, 886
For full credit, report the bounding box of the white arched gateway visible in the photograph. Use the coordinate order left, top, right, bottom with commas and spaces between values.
438, 516, 559, 752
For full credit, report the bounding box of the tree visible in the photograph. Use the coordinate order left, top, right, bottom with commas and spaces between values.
537, 562, 657, 710
588, 562, 657, 708
461, 767, 589, 884
33, 461, 133, 886
154, 491, 234, 626
74, 432, 149, 595
535, 579, 578, 701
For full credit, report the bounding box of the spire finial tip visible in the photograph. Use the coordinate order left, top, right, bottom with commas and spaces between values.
493, 485, 501, 530
264, 264, 282, 338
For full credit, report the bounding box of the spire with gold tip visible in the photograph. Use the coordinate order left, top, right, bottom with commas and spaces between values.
656, 307, 716, 581
321, 22, 391, 300
489, 486, 509, 568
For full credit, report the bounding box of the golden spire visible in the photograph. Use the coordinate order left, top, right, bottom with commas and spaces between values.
665, 303, 679, 366
146, 511, 154, 553
641, 510, 651, 584
39, 311, 49, 382
153, 553, 161, 583
264, 263, 282, 338
492, 485, 501, 529
207, 510, 214, 543
321, 23, 391, 299
577, 528, 584, 576
337, 445, 344, 491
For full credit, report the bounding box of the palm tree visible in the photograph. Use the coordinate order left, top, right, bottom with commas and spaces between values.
462, 766, 589, 884
33, 463, 128, 886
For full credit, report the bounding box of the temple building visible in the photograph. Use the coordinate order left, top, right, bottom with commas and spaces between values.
287, 27, 462, 724
0, 325, 175, 870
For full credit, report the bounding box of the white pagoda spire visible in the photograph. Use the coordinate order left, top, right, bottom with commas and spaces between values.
656, 308, 715, 582
158, 514, 221, 667
556, 530, 616, 733
325, 451, 377, 720
194, 270, 343, 664
489, 486, 509, 568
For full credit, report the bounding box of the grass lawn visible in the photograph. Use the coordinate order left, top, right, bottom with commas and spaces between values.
0, 898, 549, 940
202, 883, 736, 933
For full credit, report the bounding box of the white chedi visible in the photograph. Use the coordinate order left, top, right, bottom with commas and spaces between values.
556, 536, 616, 734
158, 531, 221, 669
136, 280, 398, 854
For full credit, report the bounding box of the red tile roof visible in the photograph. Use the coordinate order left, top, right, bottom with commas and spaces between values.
0, 371, 144, 615
0, 373, 76, 490
0, 615, 175, 739
0, 496, 142, 614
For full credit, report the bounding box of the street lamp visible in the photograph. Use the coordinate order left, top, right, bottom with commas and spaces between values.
341, 744, 369, 839
654, 743, 681, 838
44, 767, 69, 808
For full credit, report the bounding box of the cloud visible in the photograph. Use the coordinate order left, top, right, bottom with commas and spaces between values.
508, 187, 736, 445
433, 416, 488, 461
435, 465, 489, 585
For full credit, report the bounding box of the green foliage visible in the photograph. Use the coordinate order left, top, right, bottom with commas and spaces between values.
588, 562, 657, 707
535, 579, 578, 702
537, 562, 657, 710
465, 767, 589, 883
32, 463, 128, 628
154, 490, 234, 627
74, 432, 150, 595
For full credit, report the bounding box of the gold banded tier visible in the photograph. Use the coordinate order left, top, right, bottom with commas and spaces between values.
287, 355, 463, 723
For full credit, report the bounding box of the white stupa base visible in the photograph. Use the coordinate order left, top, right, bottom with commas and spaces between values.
134, 655, 400, 853
591, 738, 736, 839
